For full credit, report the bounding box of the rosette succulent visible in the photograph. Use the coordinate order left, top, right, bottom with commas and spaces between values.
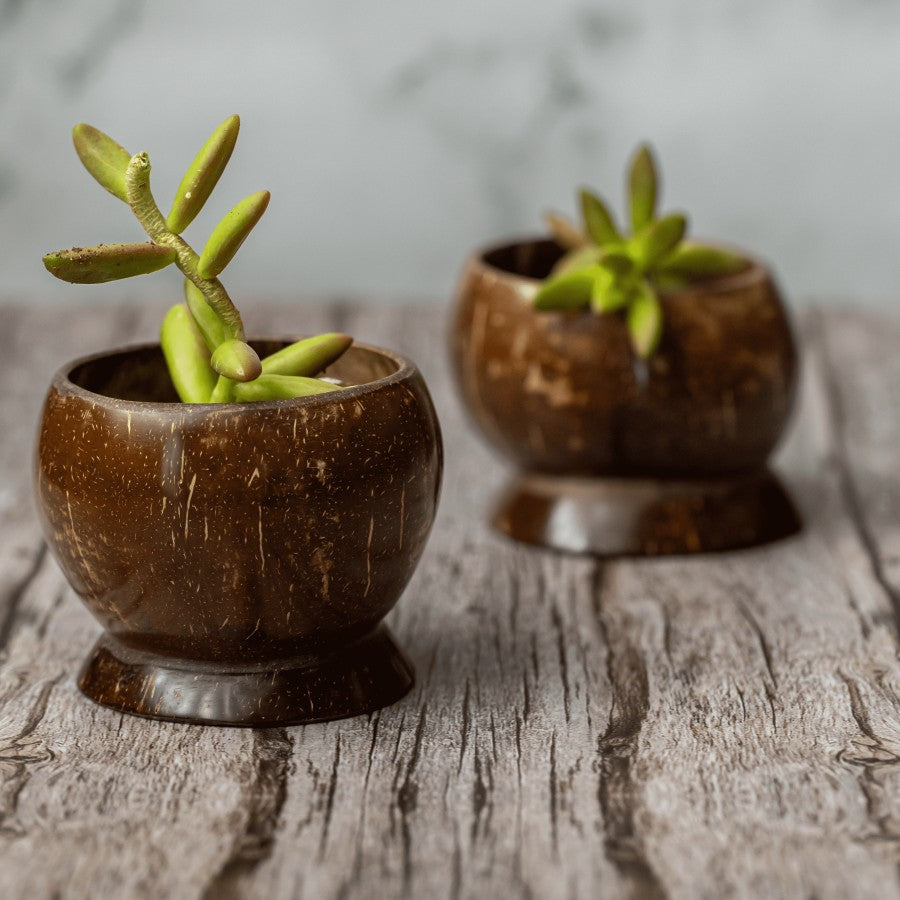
43, 115, 351, 403
537, 144, 749, 358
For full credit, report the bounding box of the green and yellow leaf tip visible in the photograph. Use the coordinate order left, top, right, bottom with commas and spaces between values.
43, 243, 177, 284
72, 123, 132, 202
166, 114, 240, 234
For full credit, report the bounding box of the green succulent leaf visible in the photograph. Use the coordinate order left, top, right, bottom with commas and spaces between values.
160, 305, 217, 403
183, 278, 226, 351
545, 212, 587, 250
632, 213, 687, 270
197, 190, 270, 279
533, 267, 596, 311
210, 339, 262, 383
209, 375, 236, 404
580, 189, 621, 246
72, 124, 132, 202
591, 270, 634, 314
627, 282, 663, 359
654, 242, 748, 279
261, 333, 353, 377
42, 243, 177, 283
550, 245, 605, 277
629, 144, 658, 233
234, 374, 341, 402
166, 114, 240, 234
598, 250, 636, 278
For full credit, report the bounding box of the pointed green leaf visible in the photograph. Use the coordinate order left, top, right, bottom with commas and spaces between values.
71, 123, 132, 202
545, 212, 587, 250
234, 374, 341, 402
629, 144, 658, 233
160, 305, 217, 403
197, 190, 270, 279
166, 114, 240, 234
580, 189, 621, 246
632, 213, 687, 270
654, 242, 748, 279
627, 282, 663, 358
261, 333, 353, 377
43, 243, 177, 283
550, 245, 605, 277
210, 339, 262, 383
183, 279, 226, 351
533, 268, 596, 311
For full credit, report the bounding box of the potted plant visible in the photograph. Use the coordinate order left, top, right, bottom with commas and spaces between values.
35, 116, 443, 726
450, 145, 799, 556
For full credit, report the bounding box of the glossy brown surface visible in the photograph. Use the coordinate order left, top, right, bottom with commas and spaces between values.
35, 339, 442, 725
451, 238, 798, 476
492, 469, 801, 556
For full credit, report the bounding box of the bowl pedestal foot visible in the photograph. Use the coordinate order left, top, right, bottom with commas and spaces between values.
491, 468, 801, 557
77, 624, 414, 727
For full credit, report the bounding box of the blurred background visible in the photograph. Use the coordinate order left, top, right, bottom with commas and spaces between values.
2, 0, 899, 309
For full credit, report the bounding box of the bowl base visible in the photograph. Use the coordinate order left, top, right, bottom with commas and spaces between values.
491, 468, 801, 557
77, 625, 414, 727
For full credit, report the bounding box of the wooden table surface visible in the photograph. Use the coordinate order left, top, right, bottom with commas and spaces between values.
1, 301, 899, 900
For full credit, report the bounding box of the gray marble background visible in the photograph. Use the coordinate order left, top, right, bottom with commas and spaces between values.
2, 0, 899, 309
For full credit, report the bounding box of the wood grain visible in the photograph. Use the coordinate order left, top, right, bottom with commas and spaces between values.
0, 301, 899, 899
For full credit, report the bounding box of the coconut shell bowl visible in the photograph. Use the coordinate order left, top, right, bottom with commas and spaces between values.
35, 339, 442, 726
450, 238, 801, 557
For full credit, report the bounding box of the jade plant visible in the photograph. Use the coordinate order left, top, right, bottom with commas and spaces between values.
537, 144, 749, 358
43, 115, 351, 403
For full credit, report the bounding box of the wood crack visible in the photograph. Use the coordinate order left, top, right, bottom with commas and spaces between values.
395, 704, 427, 890
551, 603, 571, 724
318, 732, 342, 858
201, 727, 293, 899
549, 728, 559, 858
0, 674, 61, 837
592, 562, 666, 899
458, 678, 470, 774
0, 542, 47, 656
732, 590, 779, 731
471, 745, 493, 844
733, 593, 778, 688
341, 713, 382, 893
838, 672, 900, 870
33, 587, 66, 643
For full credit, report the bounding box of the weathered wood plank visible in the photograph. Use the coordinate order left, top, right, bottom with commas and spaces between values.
0, 302, 899, 899
817, 309, 900, 882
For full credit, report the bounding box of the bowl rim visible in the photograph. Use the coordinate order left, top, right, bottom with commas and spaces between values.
470, 234, 773, 296
52, 336, 420, 412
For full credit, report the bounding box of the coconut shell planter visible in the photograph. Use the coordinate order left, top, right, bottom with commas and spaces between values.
451, 147, 800, 557
36, 339, 442, 726
36, 116, 442, 725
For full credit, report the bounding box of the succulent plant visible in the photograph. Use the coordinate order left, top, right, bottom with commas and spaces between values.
43, 116, 352, 403
537, 144, 749, 358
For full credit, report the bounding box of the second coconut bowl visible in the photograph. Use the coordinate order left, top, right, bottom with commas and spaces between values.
450, 237, 801, 557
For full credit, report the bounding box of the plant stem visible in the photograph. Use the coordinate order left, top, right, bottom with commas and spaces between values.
125, 153, 245, 339
209, 374, 235, 403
